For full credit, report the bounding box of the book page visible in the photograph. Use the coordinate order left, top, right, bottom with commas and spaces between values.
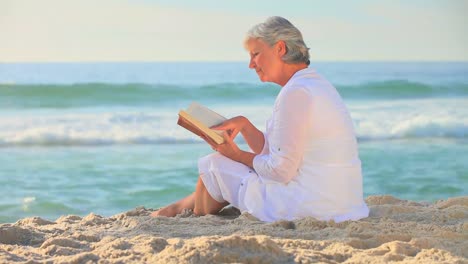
187, 102, 227, 127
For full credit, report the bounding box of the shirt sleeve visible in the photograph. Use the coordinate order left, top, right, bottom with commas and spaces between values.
258, 120, 270, 155
253, 86, 312, 184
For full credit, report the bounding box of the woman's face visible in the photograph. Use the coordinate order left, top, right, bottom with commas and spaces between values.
245, 38, 282, 83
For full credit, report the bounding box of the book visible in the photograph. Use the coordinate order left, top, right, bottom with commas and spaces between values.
177, 102, 228, 144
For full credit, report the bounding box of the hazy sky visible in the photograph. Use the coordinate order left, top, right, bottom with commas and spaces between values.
1, 0, 467, 62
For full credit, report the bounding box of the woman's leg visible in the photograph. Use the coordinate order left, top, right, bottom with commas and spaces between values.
150, 192, 195, 217
151, 176, 228, 217
194, 177, 229, 215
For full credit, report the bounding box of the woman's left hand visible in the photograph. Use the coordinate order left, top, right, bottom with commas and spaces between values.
202, 132, 241, 161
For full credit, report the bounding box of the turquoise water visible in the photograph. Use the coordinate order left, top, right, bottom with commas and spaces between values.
1, 80, 467, 109
0, 144, 207, 223
0, 62, 467, 223
360, 139, 467, 200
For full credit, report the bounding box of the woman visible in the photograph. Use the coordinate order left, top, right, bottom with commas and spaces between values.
152, 16, 369, 222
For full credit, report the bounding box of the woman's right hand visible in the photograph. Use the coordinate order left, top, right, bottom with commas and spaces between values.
210, 116, 248, 141
211, 115, 264, 154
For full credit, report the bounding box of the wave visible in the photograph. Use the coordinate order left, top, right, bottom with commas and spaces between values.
0, 107, 466, 147
355, 117, 468, 140
2, 125, 465, 147
1, 81, 467, 109
0, 83, 279, 109
338, 80, 468, 99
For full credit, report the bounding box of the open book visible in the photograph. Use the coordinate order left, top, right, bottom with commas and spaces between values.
177, 102, 227, 144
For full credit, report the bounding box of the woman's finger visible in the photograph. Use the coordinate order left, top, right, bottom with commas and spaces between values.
222, 131, 233, 143
200, 134, 218, 149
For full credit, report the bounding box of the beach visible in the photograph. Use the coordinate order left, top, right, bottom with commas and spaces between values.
0, 62, 467, 262
1, 195, 467, 263
2, 0, 467, 261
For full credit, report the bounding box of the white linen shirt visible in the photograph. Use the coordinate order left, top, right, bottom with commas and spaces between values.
238, 67, 369, 222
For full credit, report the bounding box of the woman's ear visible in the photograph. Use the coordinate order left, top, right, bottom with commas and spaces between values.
276, 40, 287, 57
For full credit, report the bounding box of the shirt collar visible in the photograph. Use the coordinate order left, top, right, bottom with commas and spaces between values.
290, 67, 315, 79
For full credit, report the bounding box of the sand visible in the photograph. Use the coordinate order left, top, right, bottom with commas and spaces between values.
0, 195, 467, 264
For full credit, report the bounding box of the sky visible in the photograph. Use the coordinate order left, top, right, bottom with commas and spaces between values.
0, 0, 467, 62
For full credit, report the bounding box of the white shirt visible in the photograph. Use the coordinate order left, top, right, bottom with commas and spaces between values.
238, 68, 369, 222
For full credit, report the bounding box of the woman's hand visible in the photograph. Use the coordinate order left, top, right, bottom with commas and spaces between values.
201, 115, 257, 167
210, 116, 247, 141
200, 116, 246, 155
201, 132, 241, 161
209, 115, 265, 155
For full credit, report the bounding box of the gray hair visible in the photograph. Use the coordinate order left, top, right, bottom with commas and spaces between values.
246, 16, 310, 65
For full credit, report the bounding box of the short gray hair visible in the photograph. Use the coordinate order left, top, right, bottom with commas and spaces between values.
246, 16, 310, 65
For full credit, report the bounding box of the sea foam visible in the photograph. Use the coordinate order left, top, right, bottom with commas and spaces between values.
1, 99, 466, 147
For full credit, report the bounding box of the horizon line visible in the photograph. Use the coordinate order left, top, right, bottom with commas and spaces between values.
2, 60, 468, 64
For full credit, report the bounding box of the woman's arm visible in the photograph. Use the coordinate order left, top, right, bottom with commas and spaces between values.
201, 127, 257, 169
199, 116, 263, 169
253, 86, 312, 184
239, 116, 265, 154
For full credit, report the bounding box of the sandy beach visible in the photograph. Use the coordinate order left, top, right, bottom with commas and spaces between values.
0, 195, 466, 263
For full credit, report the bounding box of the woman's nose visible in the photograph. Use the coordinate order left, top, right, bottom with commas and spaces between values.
249, 58, 256, 69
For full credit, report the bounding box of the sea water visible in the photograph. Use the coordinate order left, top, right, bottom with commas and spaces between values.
0, 62, 467, 223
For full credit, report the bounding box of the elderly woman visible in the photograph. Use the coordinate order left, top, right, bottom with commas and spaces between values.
152, 16, 369, 222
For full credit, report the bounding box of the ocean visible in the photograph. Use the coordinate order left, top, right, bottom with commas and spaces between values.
0, 62, 467, 223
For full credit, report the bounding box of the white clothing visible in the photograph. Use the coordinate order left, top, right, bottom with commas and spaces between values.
199, 68, 369, 222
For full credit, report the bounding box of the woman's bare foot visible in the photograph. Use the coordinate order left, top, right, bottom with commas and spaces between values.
151, 192, 196, 217
150, 204, 179, 217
